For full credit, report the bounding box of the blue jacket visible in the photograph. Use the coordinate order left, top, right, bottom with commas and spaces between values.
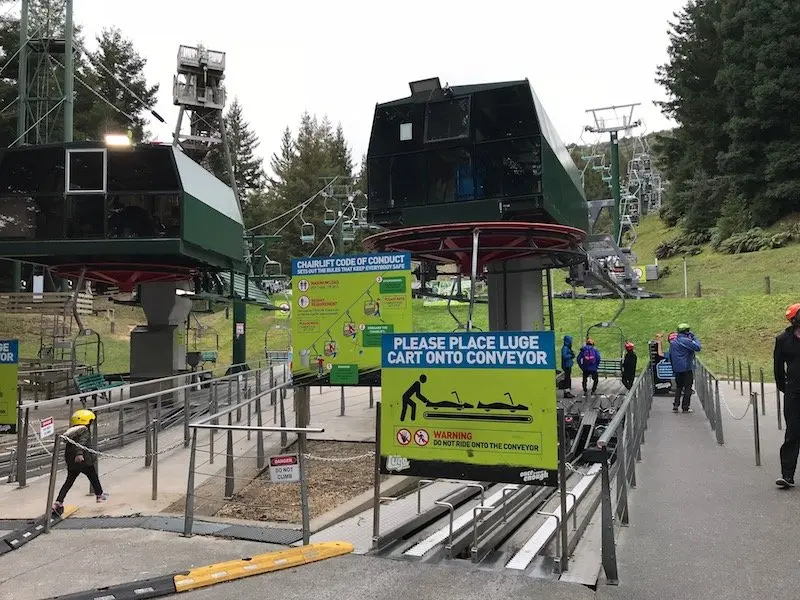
669, 332, 702, 373
577, 345, 601, 373
561, 336, 575, 369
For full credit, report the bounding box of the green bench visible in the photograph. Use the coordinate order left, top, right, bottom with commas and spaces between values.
74, 372, 124, 404
200, 351, 218, 363
596, 359, 623, 377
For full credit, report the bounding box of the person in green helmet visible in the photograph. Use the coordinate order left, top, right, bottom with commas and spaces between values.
669, 323, 702, 412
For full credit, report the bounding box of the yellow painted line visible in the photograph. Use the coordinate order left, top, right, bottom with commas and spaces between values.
173, 541, 354, 592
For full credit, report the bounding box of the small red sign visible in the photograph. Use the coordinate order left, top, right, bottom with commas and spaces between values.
270, 455, 298, 467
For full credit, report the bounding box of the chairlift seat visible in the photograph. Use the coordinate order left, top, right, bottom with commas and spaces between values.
300, 223, 315, 244
323, 210, 336, 226
74, 372, 123, 404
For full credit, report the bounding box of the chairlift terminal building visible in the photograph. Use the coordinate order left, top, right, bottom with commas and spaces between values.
366, 78, 589, 232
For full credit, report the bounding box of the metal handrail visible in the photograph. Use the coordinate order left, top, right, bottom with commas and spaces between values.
189, 423, 322, 434
190, 375, 293, 426
18, 357, 284, 409
596, 362, 651, 449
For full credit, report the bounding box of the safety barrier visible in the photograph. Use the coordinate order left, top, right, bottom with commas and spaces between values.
583, 363, 653, 585
183, 384, 376, 543
695, 360, 725, 445
7, 361, 291, 487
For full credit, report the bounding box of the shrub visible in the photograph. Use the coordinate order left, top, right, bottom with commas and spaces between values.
716, 228, 771, 254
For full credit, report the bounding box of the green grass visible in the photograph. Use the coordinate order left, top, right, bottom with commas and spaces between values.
416, 295, 785, 381
632, 217, 800, 297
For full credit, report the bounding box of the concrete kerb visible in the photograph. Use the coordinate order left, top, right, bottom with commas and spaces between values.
40, 541, 355, 600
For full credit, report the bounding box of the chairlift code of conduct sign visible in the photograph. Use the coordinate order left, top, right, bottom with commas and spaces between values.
269, 454, 300, 483
0, 339, 18, 435
290, 252, 412, 388
379, 331, 559, 486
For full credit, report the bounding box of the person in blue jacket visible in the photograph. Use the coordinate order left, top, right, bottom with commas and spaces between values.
577, 338, 601, 396
561, 335, 576, 398
669, 323, 702, 413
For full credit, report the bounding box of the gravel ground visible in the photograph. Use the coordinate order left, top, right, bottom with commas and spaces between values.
216, 441, 384, 522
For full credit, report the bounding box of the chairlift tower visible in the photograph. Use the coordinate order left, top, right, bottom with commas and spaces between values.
16, 0, 75, 146
584, 103, 641, 245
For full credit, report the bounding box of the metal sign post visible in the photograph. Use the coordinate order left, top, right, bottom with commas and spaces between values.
557, 407, 569, 572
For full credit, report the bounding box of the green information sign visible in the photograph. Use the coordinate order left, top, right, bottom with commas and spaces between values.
290, 252, 412, 387
379, 331, 558, 485
0, 339, 19, 434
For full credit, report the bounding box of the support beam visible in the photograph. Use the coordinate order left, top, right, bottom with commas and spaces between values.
486, 258, 545, 331
64, 0, 74, 142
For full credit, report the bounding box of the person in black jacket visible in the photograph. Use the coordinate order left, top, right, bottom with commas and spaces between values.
774, 303, 800, 489
621, 342, 637, 390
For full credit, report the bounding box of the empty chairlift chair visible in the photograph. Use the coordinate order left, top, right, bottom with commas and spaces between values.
323, 209, 336, 226
342, 220, 356, 242
301, 222, 315, 244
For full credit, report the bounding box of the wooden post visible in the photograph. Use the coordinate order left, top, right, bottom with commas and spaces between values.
765, 276, 771, 295
695, 281, 702, 298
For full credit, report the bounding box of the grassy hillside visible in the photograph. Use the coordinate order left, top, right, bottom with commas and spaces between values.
632, 217, 800, 297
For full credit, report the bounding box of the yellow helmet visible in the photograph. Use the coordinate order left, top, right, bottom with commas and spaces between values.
70, 409, 96, 427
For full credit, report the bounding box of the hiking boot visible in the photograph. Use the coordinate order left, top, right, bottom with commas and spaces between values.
96, 493, 109, 503
776, 477, 795, 489
52, 501, 64, 516
682, 408, 694, 413
564, 391, 575, 399
672, 406, 679, 412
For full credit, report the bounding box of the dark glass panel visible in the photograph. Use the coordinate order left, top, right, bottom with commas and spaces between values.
107, 150, 180, 192
424, 97, 471, 142
473, 88, 539, 141
107, 194, 180, 238
68, 151, 105, 192
65, 194, 104, 238
0, 148, 65, 194
474, 138, 543, 198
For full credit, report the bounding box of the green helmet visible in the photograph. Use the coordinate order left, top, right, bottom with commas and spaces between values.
677, 323, 690, 333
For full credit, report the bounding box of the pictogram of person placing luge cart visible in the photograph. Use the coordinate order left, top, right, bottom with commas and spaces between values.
400, 374, 532, 424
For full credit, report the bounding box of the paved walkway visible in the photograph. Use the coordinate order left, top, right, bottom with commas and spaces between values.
1, 529, 595, 600
0, 385, 378, 520
596, 381, 799, 599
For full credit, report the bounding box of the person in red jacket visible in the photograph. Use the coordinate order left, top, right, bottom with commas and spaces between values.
774, 303, 800, 489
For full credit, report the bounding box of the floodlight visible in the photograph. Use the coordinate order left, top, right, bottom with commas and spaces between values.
104, 133, 131, 146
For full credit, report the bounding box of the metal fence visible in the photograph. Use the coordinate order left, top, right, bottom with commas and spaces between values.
695, 360, 725, 445
582, 363, 653, 585
7, 361, 291, 486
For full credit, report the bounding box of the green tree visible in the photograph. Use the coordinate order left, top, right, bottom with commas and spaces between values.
654, 0, 727, 231
717, 0, 800, 229
77, 27, 159, 142
206, 97, 266, 211
258, 112, 358, 268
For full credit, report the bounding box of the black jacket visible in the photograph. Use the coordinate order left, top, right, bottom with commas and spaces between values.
622, 351, 637, 378
773, 327, 800, 394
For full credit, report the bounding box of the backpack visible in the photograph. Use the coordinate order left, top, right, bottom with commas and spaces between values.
583, 347, 598, 365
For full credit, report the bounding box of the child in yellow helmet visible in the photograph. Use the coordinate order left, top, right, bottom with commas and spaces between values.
52, 409, 108, 514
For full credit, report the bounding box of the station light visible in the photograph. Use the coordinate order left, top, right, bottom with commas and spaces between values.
104, 133, 132, 146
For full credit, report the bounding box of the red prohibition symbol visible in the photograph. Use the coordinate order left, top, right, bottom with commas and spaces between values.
414, 429, 429, 446
396, 429, 411, 446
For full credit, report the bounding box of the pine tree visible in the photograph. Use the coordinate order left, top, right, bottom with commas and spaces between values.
654, 0, 727, 230
717, 0, 800, 229
206, 97, 266, 209
77, 27, 158, 142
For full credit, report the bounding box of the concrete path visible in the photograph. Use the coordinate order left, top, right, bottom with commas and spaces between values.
0, 529, 595, 600
595, 382, 800, 599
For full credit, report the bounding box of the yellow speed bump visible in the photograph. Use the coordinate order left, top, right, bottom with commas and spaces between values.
59, 505, 79, 520
173, 541, 354, 592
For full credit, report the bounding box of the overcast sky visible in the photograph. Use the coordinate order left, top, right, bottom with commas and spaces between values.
75, 0, 686, 174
